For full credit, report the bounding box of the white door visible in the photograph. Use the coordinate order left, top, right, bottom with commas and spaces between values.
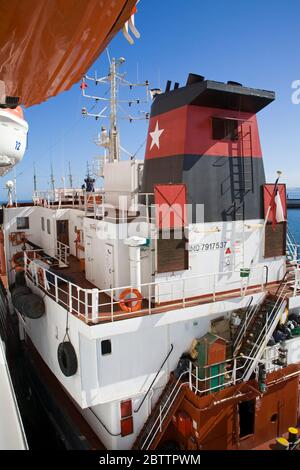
104, 244, 114, 290
85, 236, 93, 282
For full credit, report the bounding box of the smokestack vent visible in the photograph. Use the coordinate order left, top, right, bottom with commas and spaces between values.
186, 73, 205, 86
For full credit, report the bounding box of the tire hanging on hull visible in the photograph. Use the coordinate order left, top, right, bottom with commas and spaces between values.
57, 342, 78, 377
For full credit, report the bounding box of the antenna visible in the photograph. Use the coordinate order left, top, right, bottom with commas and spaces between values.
50, 162, 55, 193
33, 163, 37, 192
68, 161, 73, 189
80, 56, 150, 163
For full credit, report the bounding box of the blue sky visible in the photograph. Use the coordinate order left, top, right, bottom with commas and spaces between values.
7, 0, 300, 200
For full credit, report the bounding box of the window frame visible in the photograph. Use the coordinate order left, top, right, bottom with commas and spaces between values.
211, 117, 239, 142
16, 216, 29, 230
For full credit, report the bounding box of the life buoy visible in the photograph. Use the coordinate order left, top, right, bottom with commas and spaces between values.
11, 251, 24, 272
119, 288, 143, 313
57, 342, 78, 377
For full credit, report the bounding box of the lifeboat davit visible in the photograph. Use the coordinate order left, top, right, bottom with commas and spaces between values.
0, 106, 28, 175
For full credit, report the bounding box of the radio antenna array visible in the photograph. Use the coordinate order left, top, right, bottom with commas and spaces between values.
81, 57, 149, 162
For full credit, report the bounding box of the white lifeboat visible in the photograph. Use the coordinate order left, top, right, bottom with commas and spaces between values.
0, 106, 28, 175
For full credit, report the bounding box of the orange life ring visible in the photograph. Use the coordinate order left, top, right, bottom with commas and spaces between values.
37, 267, 45, 288
119, 288, 143, 313
11, 251, 24, 272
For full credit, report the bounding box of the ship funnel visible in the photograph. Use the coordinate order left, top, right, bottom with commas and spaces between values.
142, 75, 275, 223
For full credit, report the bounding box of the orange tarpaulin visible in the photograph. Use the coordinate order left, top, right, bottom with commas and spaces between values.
0, 0, 136, 107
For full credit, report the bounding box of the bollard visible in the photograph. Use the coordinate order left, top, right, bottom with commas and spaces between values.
274, 437, 289, 450
288, 427, 298, 443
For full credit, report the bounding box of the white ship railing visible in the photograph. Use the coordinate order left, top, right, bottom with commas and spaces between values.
33, 188, 155, 221
56, 240, 70, 266
23, 250, 269, 324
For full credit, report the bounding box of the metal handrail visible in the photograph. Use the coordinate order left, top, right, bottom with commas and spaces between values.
240, 283, 288, 381
24, 248, 269, 323
140, 370, 189, 450
233, 299, 264, 353
56, 240, 70, 265
134, 344, 174, 414
141, 356, 247, 450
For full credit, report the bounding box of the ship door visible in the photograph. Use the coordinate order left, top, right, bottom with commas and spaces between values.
238, 399, 255, 439
56, 220, 69, 246
104, 244, 114, 290
85, 236, 94, 282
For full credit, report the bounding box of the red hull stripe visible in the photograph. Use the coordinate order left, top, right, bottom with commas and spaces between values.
145, 105, 262, 160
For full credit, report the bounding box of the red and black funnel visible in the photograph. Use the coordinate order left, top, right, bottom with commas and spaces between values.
142, 75, 275, 223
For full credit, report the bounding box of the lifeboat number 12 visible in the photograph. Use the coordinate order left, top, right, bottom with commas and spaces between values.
15, 141, 21, 151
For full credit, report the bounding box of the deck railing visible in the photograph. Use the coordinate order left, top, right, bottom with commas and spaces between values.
33, 188, 155, 221
56, 240, 70, 266
23, 249, 269, 324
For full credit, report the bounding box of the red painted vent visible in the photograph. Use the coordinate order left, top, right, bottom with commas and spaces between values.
154, 184, 187, 229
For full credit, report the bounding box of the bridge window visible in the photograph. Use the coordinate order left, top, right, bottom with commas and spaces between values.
47, 219, 51, 235
212, 117, 238, 141
16, 216, 29, 230
41, 217, 45, 231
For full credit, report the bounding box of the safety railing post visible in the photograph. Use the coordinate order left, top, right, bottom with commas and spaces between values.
111, 289, 114, 322
232, 359, 236, 385
69, 282, 72, 313
91, 288, 99, 323
85, 290, 88, 321
159, 405, 162, 432
54, 275, 58, 303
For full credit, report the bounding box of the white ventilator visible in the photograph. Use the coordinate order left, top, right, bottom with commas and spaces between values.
0, 107, 28, 176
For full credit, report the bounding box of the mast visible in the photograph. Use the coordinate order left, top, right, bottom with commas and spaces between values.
80, 57, 149, 168
109, 57, 119, 162
68, 161, 73, 189
50, 162, 55, 194
33, 163, 37, 192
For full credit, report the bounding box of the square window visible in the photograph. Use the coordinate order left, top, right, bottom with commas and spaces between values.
212, 117, 238, 141
47, 219, 51, 235
41, 217, 45, 231
121, 400, 132, 418
101, 339, 112, 355
16, 217, 29, 230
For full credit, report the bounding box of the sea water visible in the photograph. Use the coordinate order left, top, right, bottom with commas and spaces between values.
287, 188, 300, 242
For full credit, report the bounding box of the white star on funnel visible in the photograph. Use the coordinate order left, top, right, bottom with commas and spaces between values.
150, 121, 164, 150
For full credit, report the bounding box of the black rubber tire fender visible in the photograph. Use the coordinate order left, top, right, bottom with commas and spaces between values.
57, 341, 78, 377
